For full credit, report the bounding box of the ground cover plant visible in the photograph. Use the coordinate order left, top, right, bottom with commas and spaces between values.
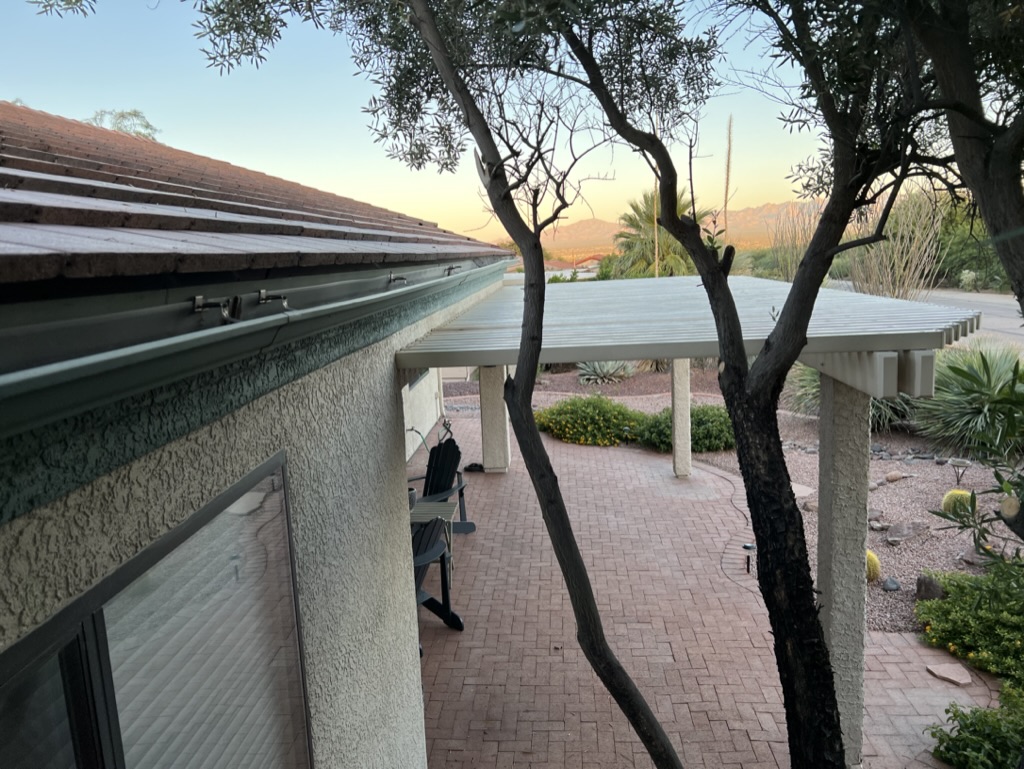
917, 562, 1024, 768
535, 396, 734, 453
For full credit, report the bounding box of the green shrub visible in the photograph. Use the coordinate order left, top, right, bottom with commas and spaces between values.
916, 562, 1024, 687
782, 363, 915, 433
927, 684, 1024, 769
914, 342, 1024, 459
547, 269, 579, 284
691, 404, 735, 452
577, 360, 634, 385
637, 408, 673, 453
595, 255, 618, 280
534, 396, 645, 447
535, 399, 735, 454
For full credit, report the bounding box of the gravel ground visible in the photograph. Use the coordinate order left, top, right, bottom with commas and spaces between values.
445, 368, 993, 632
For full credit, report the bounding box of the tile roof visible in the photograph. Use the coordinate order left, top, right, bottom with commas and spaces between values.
0, 102, 507, 286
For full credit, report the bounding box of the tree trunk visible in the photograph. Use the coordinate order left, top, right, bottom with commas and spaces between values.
402, 4, 686, 765
907, 0, 1024, 315
722, 383, 846, 769
505, 375, 684, 769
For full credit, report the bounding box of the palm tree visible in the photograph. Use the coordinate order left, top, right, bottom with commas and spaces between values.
613, 190, 709, 278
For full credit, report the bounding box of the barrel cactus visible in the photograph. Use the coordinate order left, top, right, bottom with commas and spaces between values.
941, 489, 973, 515
866, 549, 881, 583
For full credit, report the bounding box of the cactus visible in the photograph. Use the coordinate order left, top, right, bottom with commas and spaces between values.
941, 489, 972, 514
866, 549, 881, 583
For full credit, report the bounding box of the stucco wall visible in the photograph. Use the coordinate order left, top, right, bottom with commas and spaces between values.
0, 277, 502, 769
402, 368, 445, 460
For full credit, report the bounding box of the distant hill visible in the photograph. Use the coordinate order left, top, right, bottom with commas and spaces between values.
540, 218, 621, 260
509, 202, 817, 257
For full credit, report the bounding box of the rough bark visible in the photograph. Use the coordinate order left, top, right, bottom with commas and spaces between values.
404, 2, 684, 766
722, 386, 845, 768
562, 23, 855, 766
904, 0, 1024, 315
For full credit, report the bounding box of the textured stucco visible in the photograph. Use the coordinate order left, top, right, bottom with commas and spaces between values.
671, 359, 692, 478
478, 365, 511, 472
402, 369, 444, 460
0, 276, 503, 769
817, 375, 870, 768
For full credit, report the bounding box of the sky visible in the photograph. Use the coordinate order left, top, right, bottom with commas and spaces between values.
2, 1, 819, 242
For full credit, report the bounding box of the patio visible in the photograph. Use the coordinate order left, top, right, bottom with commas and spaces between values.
411, 413, 1000, 769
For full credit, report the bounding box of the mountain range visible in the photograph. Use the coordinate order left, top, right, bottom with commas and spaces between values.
530, 201, 815, 257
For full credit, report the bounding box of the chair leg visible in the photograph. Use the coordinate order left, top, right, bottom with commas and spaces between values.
452, 483, 476, 534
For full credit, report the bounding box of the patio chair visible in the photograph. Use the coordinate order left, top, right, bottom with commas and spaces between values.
412, 517, 464, 634
408, 437, 475, 533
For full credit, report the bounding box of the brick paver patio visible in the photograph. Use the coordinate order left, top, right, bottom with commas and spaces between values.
413, 414, 998, 768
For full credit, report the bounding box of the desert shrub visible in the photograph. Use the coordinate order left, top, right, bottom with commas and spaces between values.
595, 255, 618, 280
866, 550, 881, 582
634, 359, 670, 373
534, 396, 645, 447
927, 684, 1024, 769
916, 562, 1024, 686
914, 342, 1024, 459
691, 405, 735, 452
548, 269, 579, 284
577, 360, 634, 385
637, 408, 673, 453
844, 187, 943, 301
782, 363, 915, 432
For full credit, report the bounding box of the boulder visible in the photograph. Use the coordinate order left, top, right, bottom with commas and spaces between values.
886, 521, 930, 546
885, 470, 905, 483
916, 574, 946, 601
882, 577, 901, 592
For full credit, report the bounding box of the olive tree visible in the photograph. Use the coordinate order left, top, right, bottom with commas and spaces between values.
31, 0, 947, 766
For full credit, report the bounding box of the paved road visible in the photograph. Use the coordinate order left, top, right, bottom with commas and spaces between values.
922, 288, 1024, 345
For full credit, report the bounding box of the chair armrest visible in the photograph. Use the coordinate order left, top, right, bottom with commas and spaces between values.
413, 540, 447, 568
419, 480, 467, 505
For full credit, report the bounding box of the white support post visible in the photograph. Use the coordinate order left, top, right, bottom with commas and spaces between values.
478, 365, 511, 473
817, 375, 870, 769
671, 359, 691, 478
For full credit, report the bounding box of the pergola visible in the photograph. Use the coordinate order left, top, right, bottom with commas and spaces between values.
397, 274, 980, 769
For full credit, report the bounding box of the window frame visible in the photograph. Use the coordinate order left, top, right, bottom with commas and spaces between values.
0, 453, 313, 769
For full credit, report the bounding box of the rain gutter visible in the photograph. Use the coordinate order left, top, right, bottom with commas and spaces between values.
0, 259, 511, 439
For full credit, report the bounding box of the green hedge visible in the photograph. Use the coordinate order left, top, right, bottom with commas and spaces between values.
535, 396, 735, 453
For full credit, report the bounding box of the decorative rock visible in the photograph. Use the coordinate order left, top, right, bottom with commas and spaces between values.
962, 549, 995, 566
869, 521, 892, 531
802, 500, 818, 513
916, 453, 935, 460
791, 482, 814, 499
868, 508, 884, 522
885, 471, 905, 483
871, 442, 884, 453
886, 521, 930, 546
882, 577, 901, 592
927, 663, 972, 687
935, 457, 948, 466
916, 574, 946, 601
874, 478, 889, 488
868, 482, 879, 492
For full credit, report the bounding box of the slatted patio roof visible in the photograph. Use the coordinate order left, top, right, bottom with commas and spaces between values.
397, 276, 982, 398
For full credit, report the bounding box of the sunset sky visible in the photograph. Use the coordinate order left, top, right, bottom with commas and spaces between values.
4, 0, 820, 241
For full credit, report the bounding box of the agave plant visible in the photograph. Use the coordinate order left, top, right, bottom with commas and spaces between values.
577, 360, 635, 385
